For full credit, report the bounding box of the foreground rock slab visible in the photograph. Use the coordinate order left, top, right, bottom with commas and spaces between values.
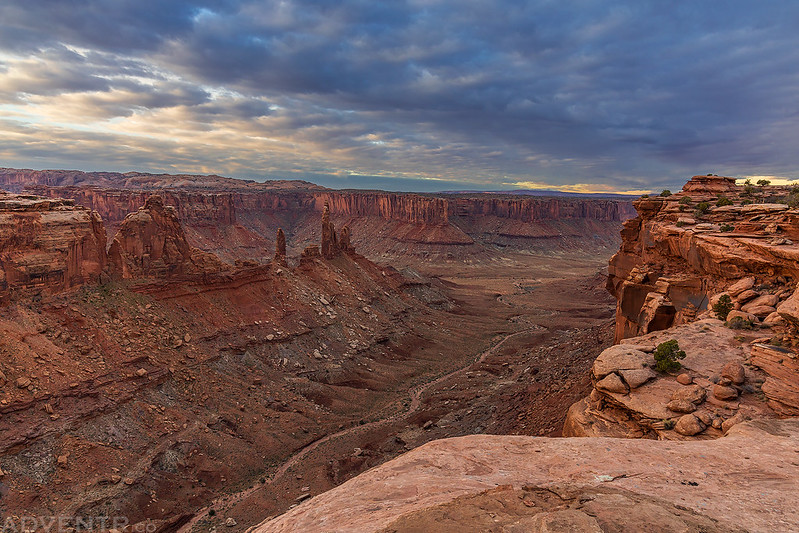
256, 419, 799, 533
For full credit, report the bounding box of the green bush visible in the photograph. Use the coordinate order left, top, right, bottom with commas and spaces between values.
726, 316, 754, 330
653, 340, 686, 373
694, 201, 710, 217
676, 220, 686, 227
678, 196, 692, 205
741, 199, 753, 205
660, 189, 672, 197
716, 196, 733, 207
713, 294, 733, 320
720, 223, 734, 232
640, 194, 649, 198
757, 179, 771, 186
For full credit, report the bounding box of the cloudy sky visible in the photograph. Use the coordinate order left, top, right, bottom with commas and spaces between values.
0, 1, 797, 192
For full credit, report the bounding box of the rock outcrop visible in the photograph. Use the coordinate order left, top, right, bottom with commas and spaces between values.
563, 318, 774, 439
108, 195, 228, 279
256, 420, 799, 533
608, 175, 799, 342
274, 228, 287, 264
6, 168, 635, 264
320, 202, 338, 259
0, 192, 106, 299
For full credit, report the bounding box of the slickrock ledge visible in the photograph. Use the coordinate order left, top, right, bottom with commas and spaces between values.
256, 419, 799, 533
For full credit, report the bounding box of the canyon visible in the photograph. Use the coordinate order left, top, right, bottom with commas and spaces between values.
0, 168, 630, 532
4, 169, 797, 532
258, 176, 799, 532
0, 168, 635, 266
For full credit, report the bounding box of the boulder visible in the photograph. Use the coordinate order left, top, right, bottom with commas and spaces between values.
712, 385, 739, 401
596, 373, 628, 394
744, 305, 776, 318
763, 312, 786, 326
619, 368, 656, 389
743, 294, 779, 309
671, 384, 706, 405
674, 414, 705, 436
726, 310, 757, 323
666, 399, 697, 413
735, 289, 759, 303
592, 345, 649, 379
721, 413, 745, 433
777, 289, 799, 325
727, 277, 755, 297
720, 361, 745, 385
676, 373, 693, 385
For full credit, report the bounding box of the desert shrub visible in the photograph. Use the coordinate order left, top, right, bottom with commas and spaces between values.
640, 194, 649, 198
726, 316, 754, 330
741, 199, 753, 205
784, 193, 799, 208
713, 294, 733, 320
716, 196, 733, 207
653, 339, 686, 373
694, 201, 710, 216
678, 196, 692, 205
676, 220, 686, 227
757, 179, 771, 186
660, 189, 672, 197
663, 419, 676, 430
720, 223, 734, 232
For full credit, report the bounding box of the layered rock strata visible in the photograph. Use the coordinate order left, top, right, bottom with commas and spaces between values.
108, 195, 229, 279
0, 192, 106, 299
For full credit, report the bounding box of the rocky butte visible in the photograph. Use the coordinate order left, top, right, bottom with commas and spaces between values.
0, 168, 636, 265
256, 176, 799, 532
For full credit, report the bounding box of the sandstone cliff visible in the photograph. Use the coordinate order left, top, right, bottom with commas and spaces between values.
0, 192, 106, 299
108, 195, 229, 279
9, 168, 635, 265
566, 175, 799, 437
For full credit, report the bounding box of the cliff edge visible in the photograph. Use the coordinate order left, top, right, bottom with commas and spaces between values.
252, 175, 799, 532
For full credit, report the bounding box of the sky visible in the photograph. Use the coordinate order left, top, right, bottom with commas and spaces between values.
0, 1, 798, 193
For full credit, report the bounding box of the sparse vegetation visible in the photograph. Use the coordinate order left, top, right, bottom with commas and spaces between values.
640, 194, 649, 198
660, 189, 672, 197
726, 316, 754, 330
679, 196, 692, 205
653, 339, 686, 373
713, 294, 733, 320
720, 223, 734, 232
662, 419, 676, 430
757, 179, 771, 187
676, 220, 686, 227
741, 199, 753, 205
716, 196, 733, 207
694, 201, 710, 217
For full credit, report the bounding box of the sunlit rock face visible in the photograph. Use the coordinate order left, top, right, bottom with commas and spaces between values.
0, 192, 106, 299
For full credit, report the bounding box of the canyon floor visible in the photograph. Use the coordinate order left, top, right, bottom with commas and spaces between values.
185, 249, 616, 531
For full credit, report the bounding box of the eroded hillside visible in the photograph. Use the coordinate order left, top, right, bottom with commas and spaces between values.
255, 175, 799, 533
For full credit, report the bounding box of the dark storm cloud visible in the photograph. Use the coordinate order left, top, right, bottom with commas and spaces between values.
1, 1, 799, 191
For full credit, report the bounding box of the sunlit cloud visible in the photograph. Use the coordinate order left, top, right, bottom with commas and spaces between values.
0, 1, 798, 192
